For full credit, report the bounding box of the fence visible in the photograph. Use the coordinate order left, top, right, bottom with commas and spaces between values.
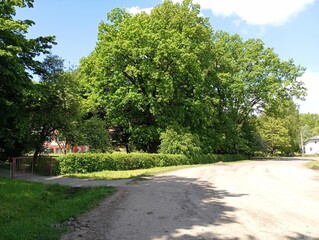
12, 157, 33, 178
0, 161, 12, 178
35, 156, 53, 176
5, 156, 54, 178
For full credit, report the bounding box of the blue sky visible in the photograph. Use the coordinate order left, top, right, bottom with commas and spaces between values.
16, 0, 319, 114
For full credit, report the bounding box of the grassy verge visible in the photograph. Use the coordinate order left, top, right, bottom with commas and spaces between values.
305, 161, 319, 170
65, 165, 200, 180
0, 178, 115, 240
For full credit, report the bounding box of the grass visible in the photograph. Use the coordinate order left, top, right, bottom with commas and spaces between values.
0, 178, 115, 240
305, 160, 319, 170
65, 165, 201, 180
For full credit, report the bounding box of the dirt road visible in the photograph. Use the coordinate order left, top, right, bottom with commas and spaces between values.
61, 159, 319, 240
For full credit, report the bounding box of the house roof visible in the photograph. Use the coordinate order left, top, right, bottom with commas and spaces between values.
305, 135, 319, 143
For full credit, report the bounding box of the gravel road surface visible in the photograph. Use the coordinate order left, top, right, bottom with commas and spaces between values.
61, 159, 319, 240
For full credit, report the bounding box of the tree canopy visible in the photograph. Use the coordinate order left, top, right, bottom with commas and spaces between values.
210, 31, 305, 152
79, 0, 306, 154
300, 113, 319, 143
29, 55, 81, 158
0, 0, 308, 158
79, 0, 214, 152
0, 0, 55, 157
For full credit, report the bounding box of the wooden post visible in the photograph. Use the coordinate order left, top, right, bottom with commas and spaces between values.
31, 157, 34, 175
9, 162, 12, 179
300, 128, 304, 156
50, 157, 53, 176
12, 158, 15, 178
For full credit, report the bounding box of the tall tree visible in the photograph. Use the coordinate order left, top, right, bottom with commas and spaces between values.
263, 100, 301, 153
74, 117, 112, 152
209, 31, 306, 153
299, 113, 319, 150
300, 113, 319, 136
258, 115, 291, 155
79, 0, 214, 152
29, 55, 80, 159
79, 0, 306, 155
0, 0, 55, 157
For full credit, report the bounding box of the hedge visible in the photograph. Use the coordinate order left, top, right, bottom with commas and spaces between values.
58, 153, 189, 174
57, 153, 248, 175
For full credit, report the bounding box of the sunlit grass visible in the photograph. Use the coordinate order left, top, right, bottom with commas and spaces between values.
305, 160, 319, 170
0, 178, 115, 240
65, 165, 200, 180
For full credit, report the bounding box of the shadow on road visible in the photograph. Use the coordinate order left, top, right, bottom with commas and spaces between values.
100, 174, 251, 240
253, 157, 318, 162
62, 166, 319, 240
276, 157, 318, 162
285, 232, 319, 240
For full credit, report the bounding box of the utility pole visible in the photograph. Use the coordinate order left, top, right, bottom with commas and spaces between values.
300, 127, 304, 156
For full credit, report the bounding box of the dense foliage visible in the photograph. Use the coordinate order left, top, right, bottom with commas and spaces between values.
58, 153, 189, 174
79, 1, 214, 153
29, 55, 81, 158
300, 113, 319, 140
1, 0, 310, 159
0, 1, 109, 158
159, 126, 202, 158
78, 0, 306, 155
0, 0, 55, 157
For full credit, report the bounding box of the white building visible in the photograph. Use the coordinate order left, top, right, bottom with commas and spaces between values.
304, 136, 319, 155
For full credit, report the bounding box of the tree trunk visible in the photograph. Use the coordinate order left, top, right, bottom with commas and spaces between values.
148, 140, 160, 153
236, 145, 239, 154
125, 144, 130, 153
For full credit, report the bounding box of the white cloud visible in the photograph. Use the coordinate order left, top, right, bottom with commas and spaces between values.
172, 0, 315, 26
297, 70, 319, 114
127, 6, 152, 15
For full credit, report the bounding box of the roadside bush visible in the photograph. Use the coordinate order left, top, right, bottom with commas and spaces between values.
31, 156, 61, 176
159, 127, 202, 158
57, 152, 248, 175
58, 153, 189, 174
52, 158, 61, 175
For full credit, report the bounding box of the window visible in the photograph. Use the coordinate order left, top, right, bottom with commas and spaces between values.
310, 148, 313, 152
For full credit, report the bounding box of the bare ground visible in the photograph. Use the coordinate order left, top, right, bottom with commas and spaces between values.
61, 159, 319, 240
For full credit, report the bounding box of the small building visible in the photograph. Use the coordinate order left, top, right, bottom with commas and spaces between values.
43, 139, 72, 154
304, 136, 319, 155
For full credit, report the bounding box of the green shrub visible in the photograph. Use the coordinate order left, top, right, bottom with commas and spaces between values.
52, 158, 60, 175
33, 156, 61, 176
58, 153, 189, 174
57, 152, 248, 175
159, 127, 202, 158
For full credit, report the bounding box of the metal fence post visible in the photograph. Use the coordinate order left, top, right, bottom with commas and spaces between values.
12, 158, 15, 178
50, 157, 53, 176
